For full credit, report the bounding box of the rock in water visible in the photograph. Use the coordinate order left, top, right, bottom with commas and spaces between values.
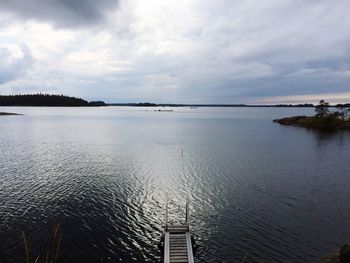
0, 112, 21, 116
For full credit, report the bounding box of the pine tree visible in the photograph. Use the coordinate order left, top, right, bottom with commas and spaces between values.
315, 100, 330, 117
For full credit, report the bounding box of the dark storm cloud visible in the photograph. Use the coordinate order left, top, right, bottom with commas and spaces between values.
0, 0, 118, 28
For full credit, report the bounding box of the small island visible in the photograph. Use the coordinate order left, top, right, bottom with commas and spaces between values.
0, 94, 106, 107
0, 112, 21, 116
274, 100, 350, 130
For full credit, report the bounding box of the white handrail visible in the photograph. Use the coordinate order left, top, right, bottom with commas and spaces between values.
165, 199, 169, 231
185, 199, 189, 231
164, 232, 170, 263
186, 232, 195, 263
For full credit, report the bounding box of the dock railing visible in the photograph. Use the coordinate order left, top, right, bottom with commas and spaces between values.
185, 199, 189, 231
164, 199, 194, 263
164, 199, 190, 230
165, 199, 169, 231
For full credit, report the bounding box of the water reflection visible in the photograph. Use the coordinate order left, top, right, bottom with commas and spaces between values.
306, 129, 348, 147
1, 107, 350, 263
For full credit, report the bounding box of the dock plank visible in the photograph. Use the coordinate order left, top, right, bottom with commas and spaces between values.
164, 224, 194, 263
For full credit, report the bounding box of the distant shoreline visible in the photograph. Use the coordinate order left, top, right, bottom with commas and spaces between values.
108, 103, 350, 108
0, 104, 346, 108
1, 94, 349, 108
107, 103, 316, 107
0, 103, 317, 108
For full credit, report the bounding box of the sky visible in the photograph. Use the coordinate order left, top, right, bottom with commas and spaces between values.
0, 0, 349, 104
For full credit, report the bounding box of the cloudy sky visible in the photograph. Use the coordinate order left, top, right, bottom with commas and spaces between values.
0, 0, 349, 104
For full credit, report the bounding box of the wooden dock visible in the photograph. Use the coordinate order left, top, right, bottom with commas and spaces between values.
164, 201, 195, 263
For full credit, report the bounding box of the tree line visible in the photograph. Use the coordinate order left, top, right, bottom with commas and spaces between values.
0, 94, 106, 107
315, 100, 350, 121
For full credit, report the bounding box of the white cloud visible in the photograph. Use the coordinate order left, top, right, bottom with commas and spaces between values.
0, 43, 34, 85
250, 92, 350, 105
0, 0, 349, 103
145, 74, 178, 89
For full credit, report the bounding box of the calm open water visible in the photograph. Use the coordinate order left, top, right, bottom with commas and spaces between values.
1, 107, 350, 263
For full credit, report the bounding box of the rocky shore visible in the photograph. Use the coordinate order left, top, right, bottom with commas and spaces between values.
320, 244, 350, 263
273, 116, 350, 130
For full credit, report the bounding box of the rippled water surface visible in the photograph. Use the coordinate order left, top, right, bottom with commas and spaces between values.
1, 107, 350, 263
